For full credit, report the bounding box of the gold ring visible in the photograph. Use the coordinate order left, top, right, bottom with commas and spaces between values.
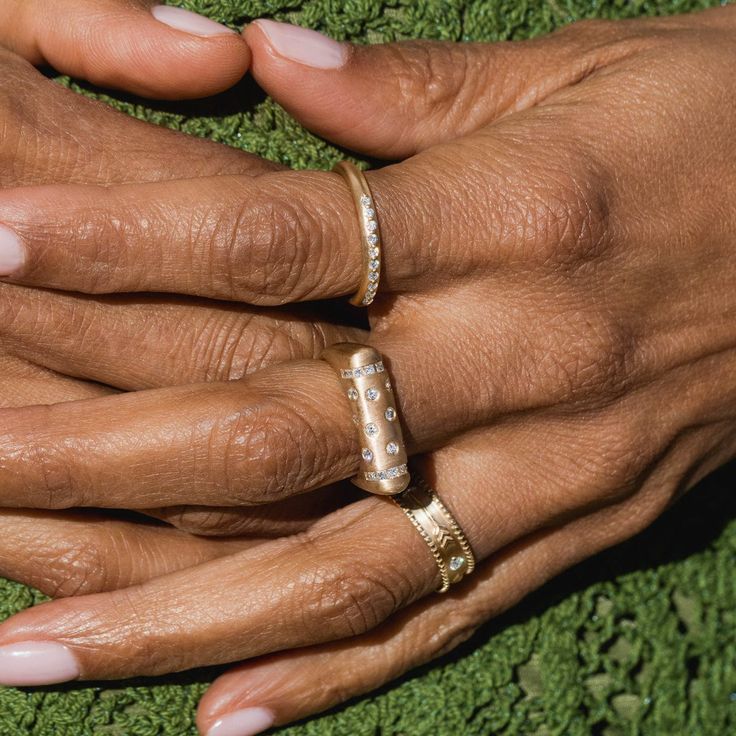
333, 161, 382, 307
321, 342, 409, 495
391, 474, 476, 593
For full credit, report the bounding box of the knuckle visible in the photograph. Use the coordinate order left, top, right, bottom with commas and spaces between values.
0, 283, 28, 333
40, 538, 109, 598
396, 43, 468, 124
577, 413, 654, 500
538, 306, 640, 405
27, 201, 145, 293
101, 590, 180, 674
527, 163, 612, 268
187, 313, 257, 382
559, 17, 615, 39
222, 193, 320, 304
192, 314, 320, 382
422, 611, 484, 660
295, 526, 418, 640
0, 79, 37, 183
0, 413, 81, 509
310, 670, 355, 712
216, 393, 340, 504
299, 560, 402, 640
75, 208, 142, 292
160, 507, 250, 536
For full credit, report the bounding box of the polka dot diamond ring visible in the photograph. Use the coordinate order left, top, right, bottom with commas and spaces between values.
321, 342, 409, 495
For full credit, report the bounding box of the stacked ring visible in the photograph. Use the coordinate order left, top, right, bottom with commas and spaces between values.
333, 161, 382, 307
321, 342, 475, 592
321, 342, 409, 495
391, 475, 476, 593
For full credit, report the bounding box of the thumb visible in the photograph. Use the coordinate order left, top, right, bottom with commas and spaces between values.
0, 0, 250, 99
244, 19, 599, 159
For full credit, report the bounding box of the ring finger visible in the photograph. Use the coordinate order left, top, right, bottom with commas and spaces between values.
0, 340, 351, 537
0, 410, 679, 685
0, 357, 388, 509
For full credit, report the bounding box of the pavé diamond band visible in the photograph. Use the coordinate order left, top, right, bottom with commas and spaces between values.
391, 475, 476, 593
321, 342, 409, 495
333, 161, 382, 307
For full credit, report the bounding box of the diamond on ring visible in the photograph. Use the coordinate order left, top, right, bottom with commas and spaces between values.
333, 161, 382, 307
449, 556, 465, 571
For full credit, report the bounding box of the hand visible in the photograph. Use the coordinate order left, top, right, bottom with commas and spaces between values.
0, 8, 734, 736
0, 39, 362, 537
0, 0, 249, 98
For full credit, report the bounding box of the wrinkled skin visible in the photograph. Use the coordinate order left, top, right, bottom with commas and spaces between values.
0, 47, 361, 546
0, 6, 733, 736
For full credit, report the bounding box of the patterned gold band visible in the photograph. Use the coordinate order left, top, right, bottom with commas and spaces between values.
321, 342, 410, 495
391, 476, 476, 593
333, 160, 382, 307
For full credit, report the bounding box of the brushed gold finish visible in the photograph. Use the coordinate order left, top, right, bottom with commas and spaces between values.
321, 342, 409, 495
391, 476, 476, 593
333, 161, 382, 307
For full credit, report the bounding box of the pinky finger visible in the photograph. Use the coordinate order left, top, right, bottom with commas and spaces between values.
197, 491, 669, 736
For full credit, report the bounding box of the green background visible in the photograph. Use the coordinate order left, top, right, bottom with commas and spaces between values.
1, 1, 735, 734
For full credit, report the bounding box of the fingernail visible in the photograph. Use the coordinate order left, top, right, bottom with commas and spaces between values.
254, 19, 347, 69
206, 707, 274, 736
152, 5, 237, 37
0, 224, 25, 276
0, 641, 80, 686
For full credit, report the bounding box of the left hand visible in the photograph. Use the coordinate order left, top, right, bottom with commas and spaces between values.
0, 9, 734, 736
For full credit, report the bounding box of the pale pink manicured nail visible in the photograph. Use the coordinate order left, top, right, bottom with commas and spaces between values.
254, 19, 347, 69
152, 5, 237, 37
0, 642, 80, 686
206, 707, 274, 736
0, 224, 25, 276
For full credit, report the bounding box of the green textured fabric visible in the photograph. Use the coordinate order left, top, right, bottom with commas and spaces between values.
1, 1, 735, 734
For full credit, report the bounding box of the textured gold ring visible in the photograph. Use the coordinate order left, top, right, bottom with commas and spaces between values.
333, 161, 382, 307
321, 342, 409, 495
391, 474, 476, 593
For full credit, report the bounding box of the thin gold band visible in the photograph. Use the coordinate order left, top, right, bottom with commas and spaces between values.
333, 161, 382, 307
321, 342, 409, 495
391, 475, 475, 593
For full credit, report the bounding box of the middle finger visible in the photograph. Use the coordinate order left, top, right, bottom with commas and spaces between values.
0, 336, 475, 509
0, 359, 360, 509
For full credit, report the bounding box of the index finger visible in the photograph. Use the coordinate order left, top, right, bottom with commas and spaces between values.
0, 167, 418, 303
0, 133, 506, 302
